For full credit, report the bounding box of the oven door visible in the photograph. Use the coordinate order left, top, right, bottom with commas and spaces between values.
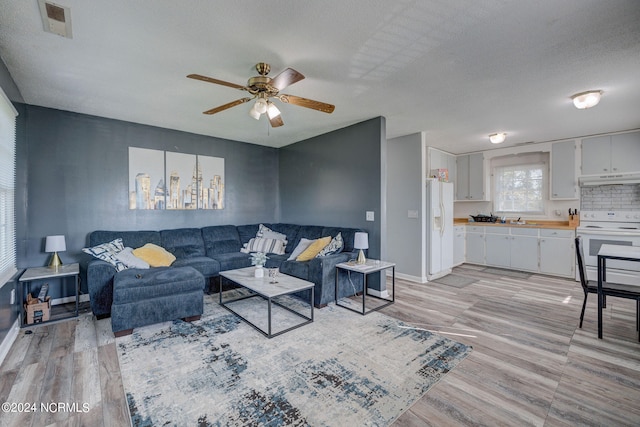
577, 229, 640, 285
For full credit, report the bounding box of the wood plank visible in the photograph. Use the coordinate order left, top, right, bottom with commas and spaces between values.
98, 343, 130, 427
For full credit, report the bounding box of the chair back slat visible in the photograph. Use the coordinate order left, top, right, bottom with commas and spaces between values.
575, 236, 589, 293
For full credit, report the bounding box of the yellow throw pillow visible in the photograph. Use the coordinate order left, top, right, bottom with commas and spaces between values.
296, 236, 331, 262
132, 243, 176, 267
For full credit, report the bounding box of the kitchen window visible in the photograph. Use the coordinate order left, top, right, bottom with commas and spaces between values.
492, 153, 548, 214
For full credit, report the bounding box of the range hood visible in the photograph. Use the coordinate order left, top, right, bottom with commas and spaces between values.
579, 172, 640, 186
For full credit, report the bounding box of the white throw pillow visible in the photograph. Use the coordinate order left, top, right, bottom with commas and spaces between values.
82, 238, 127, 271
287, 238, 314, 261
240, 237, 286, 255
115, 247, 150, 269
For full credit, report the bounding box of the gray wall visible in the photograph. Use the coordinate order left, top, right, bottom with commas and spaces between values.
386, 133, 424, 279
279, 117, 385, 260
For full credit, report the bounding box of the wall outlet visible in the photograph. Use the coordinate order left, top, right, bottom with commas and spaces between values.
10, 289, 16, 305
408, 210, 419, 219
366, 211, 375, 221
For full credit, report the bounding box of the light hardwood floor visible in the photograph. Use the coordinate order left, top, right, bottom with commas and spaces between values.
1, 264, 639, 426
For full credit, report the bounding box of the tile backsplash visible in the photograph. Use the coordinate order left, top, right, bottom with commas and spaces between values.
581, 184, 640, 210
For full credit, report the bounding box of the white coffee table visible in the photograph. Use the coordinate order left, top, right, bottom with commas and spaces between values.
219, 267, 314, 338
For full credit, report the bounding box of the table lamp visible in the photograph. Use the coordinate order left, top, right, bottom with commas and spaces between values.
354, 232, 369, 265
45, 235, 66, 269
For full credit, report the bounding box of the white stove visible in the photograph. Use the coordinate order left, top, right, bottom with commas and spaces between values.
576, 210, 640, 285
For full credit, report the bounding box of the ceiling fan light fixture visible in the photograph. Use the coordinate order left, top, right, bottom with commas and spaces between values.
266, 102, 281, 120
571, 90, 602, 109
254, 98, 268, 114
249, 105, 260, 120
489, 132, 506, 144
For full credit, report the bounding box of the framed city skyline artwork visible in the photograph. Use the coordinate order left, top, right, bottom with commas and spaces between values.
128, 147, 225, 210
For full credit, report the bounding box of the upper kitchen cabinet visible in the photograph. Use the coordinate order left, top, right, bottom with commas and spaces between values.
551, 140, 577, 199
456, 153, 485, 201
428, 147, 456, 184
582, 131, 640, 175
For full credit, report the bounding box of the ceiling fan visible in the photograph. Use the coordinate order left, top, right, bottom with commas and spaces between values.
187, 63, 335, 128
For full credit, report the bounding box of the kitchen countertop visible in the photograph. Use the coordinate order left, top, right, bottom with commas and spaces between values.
453, 218, 576, 230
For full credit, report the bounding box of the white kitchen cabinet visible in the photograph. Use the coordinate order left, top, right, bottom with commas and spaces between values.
539, 229, 575, 277
510, 234, 539, 272
466, 227, 485, 264
610, 132, 640, 174
453, 225, 465, 266
456, 153, 485, 201
582, 131, 640, 175
428, 147, 456, 183
551, 140, 577, 199
485, 233, 511, 268
485, 227, 538, 272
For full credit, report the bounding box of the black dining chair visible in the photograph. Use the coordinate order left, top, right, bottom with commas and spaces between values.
575, 236, 640, 338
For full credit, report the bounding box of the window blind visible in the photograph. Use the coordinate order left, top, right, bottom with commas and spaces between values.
0, 86, 17, 287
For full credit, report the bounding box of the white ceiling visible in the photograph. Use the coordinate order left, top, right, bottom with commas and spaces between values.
1, 0, 639, 153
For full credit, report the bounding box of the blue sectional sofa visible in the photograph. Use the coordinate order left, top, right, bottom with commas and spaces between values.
83, 223, 365, 318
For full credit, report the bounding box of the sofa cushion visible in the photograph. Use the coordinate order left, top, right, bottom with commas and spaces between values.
202, 225, 242, 256
210, 252, 252, 271
172, 256, 220, 278
89, 230, 160, 249
132, 243, 176, 267
113, 267, 204, 303
160, 228, 205, 258
237, 224, 261, 245
292, 225, 325, 250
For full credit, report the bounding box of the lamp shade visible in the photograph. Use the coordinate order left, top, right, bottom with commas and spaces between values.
354, 232, 369, 250
45, 235, 66, 253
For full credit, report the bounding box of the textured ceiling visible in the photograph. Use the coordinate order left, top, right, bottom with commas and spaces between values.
1, 0, 639, 153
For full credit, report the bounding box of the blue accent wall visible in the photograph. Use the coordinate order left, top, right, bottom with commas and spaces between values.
15, 105, 280, 294
279, 117, 385, 260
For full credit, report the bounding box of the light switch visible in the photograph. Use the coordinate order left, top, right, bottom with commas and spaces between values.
366, 211, 375, 221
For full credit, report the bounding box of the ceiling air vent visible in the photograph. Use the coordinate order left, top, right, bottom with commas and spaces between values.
38, 0, 72, 38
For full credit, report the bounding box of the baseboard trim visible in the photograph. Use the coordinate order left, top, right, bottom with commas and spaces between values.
393, 271, 427, 284
366, 288, 390, 298
0, 318, 20, 366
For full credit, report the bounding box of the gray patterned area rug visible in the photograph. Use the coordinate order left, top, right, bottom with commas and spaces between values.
117, 293, 472, 426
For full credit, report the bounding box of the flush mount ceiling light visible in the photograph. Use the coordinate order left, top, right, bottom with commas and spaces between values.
489, 133, 506, 144
571, 90, 603, 109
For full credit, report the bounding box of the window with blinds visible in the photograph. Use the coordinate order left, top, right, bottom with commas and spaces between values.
492, 152, 548, 214
0, 87, 17, 287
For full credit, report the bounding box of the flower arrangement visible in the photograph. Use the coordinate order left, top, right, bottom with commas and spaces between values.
250, 252, 269, 267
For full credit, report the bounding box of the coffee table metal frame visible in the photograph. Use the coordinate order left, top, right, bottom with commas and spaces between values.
219, 267, 314, 338
335, 260, 396, 315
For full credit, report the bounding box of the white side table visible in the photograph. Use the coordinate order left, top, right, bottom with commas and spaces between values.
335, 259, 395, 315
19, 263, 80, 327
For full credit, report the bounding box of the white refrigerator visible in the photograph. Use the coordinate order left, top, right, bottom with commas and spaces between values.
426, 179, 454, 280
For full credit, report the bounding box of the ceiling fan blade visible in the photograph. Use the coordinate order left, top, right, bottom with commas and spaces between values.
187, 74, 246, 90
203, 97, 252, 115
279, 94, 335, 114
270, 68, 305, 91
